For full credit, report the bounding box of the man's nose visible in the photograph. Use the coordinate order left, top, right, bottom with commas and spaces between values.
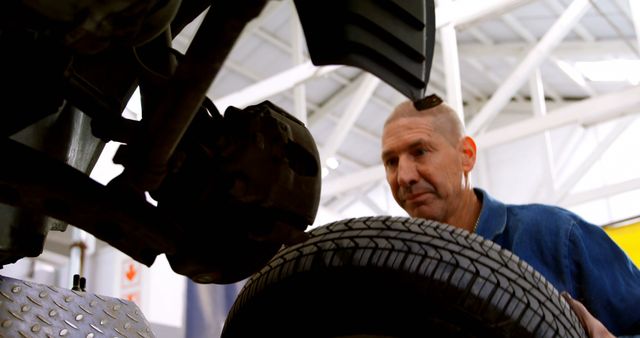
397, 156, 419, 187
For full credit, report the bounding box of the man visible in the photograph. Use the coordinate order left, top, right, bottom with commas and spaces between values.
380, 95, 640, 337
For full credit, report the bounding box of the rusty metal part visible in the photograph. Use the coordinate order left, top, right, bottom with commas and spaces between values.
117, 0, 269, 192
0, 137, 174, 267
21, 0, 180, 54
153, 100, 321, 284
1, 105, 103, 265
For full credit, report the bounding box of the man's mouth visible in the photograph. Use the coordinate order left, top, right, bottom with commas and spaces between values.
404, 191, 433, 204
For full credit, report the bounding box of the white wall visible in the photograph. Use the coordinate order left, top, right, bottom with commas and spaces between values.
91, 247, 187, 338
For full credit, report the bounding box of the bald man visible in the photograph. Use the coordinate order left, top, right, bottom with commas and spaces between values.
381, 95, 639, 337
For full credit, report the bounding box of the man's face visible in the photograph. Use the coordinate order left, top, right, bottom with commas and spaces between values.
381, 116, 465, 222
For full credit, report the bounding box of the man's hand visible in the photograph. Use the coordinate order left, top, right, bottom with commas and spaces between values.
562, 292, 615, 338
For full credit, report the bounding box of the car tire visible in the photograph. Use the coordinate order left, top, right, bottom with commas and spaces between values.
221, 216, 587, 338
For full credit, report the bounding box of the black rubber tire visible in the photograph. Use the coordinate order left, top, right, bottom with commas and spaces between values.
221, 216, 587, 338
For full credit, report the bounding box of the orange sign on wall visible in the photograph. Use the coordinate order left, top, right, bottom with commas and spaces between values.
120, 259, 142, 305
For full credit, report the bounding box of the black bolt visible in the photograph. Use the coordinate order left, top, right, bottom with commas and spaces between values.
79, 277, 86, 292
71, 274, 80, 291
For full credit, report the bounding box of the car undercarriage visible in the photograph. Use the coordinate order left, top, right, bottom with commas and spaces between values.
1, 0, 435, 284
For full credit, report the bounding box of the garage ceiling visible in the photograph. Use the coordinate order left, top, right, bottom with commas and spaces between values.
178, 0, 639, 225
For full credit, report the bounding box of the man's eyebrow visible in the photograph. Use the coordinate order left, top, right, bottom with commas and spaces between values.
381, 149, 393, 161
408, 140, 427, 149
381, 140, 427, 160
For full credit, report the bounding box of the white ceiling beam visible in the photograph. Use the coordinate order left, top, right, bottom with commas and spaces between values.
500, 51, 561, 103
467, 28, 495, 45
224, 60, 320, 111
466, 0, 592, 135
291, 83, 307, 124
224, 59, 261, 80
629, 0, 640, 53
440, 27, 465, 113
308, 76, 363, 126
463, 59, 526, 102
326, 72, 351, 86
289, 0, 307, 124
496, 100, 564, 112
498, 42, 560, 104
254, 27, 291, 53
529, 69, 547, 116
467, 100, 566, 117
475, 85, 640, 148
212, 61, 339, 112
554, 115, 635, 204
326, 72, 400, 112
562, 177, 640, 208
550, 57, 596, 97
540, 80, 563, 103
501, 13, 537, 43
331, 183, 380, 214
224, 1, 287, 51
543, 0, 595, 42
524, 64, 563, 103
457, 39, 635, 59
322, 189, 360, 211
436, 0, 537, 29
438, 0, 465, 116
529, 69, 557, 201
430, 63, 482, 101
218, 0, 539, 116
322, 113, 380, 145
320, 74, 380, 164
458, 78, 486, 100
322, 165, 385, 198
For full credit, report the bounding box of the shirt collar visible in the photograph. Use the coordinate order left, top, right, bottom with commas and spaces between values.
474, 187, 507, 239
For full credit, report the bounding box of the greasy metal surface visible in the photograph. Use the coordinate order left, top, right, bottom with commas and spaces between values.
1, 105, 106, 265
117, 0, 268, 192
0, 274, 155, 337
0, 138, 173, 267
154, 100, 320, 284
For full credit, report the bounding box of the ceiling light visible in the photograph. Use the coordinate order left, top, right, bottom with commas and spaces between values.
326, 157, 340, 170
321, 167, 329, 178
574, 60, 640, 85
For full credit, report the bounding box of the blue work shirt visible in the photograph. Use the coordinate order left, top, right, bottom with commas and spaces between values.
474, 188, 640, 336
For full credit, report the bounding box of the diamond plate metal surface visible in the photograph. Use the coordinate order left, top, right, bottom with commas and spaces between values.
0, 275, 155, 338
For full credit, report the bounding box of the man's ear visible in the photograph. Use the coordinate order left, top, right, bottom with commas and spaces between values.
460, 136, 477, 172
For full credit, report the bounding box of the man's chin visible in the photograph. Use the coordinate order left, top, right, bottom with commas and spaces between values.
407, 206, 441, 222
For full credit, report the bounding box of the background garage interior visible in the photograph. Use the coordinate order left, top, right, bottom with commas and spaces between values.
2, 0, 640, 337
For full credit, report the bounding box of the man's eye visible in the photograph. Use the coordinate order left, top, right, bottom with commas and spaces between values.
384, 158, 397, 168
414, 148, 427, 156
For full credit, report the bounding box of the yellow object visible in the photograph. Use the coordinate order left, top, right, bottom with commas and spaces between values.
604, 218, 640, 268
